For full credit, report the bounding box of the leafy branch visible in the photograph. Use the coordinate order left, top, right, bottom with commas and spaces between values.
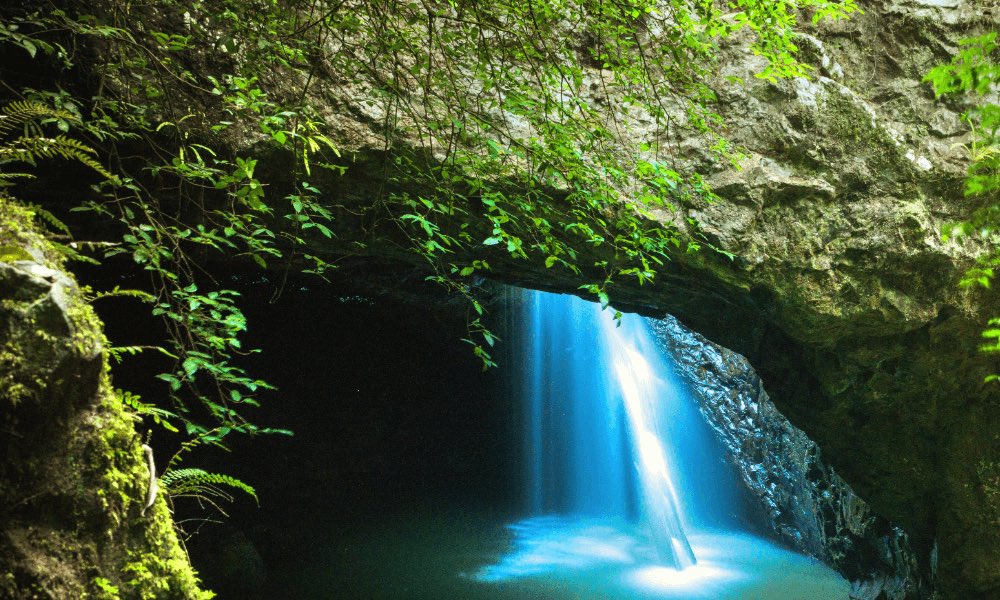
925, 32, 1000, 382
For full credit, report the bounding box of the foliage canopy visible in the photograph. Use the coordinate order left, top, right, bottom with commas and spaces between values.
0, 0, 857, 493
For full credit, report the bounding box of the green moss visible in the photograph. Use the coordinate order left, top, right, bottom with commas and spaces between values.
67, 289, 105, 356
819, 88, 909, 178
0, 194, 213, 599
69, 371, 215, 599
0, 194, 62, 270
978, 460, 1000, 528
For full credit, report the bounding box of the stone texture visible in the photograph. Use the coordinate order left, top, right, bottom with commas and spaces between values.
295, 5, 1000, 594
651, 314, 924, 600
291, 3, 1000, 595
652, 4, 1000, 597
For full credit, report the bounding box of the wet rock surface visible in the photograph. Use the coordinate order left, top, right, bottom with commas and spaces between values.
651, 315, 925, 600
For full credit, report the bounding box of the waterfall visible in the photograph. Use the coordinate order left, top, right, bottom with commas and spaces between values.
475, 289, 850, 599
519, 289, 699, 568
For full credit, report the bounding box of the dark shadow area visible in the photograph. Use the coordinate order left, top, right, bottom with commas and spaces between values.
79, 261, 518, 598
171, 280, 513, 599
81, 263, 850, 599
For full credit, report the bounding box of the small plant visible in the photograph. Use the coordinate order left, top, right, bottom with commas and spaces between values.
0, 100, 113, 182
156, 431, 259, 522
925, 32, 1000, 383
90, 576, 121, 600
115, 389, 180, 433
160, 468, 257, 513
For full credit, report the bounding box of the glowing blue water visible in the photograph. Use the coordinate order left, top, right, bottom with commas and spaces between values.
475, 290, 850, 598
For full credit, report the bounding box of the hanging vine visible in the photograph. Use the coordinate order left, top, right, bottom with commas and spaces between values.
0, 0, 859, 492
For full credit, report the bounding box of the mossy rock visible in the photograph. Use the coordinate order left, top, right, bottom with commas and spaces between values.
0, 195, 212, 599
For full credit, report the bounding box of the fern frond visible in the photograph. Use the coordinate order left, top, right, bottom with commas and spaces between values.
160, 467, 257, 503
25, 203, 71, 236
0, 135, 114, 180
0, 100, 78, 137
108, 344, 176, 362
164, 431, 214, 472
115, 388, 180, 433
91, 285, 156, 303
0, 172, 36, 188
49, 240, 101, 264
109, 345, 149, 363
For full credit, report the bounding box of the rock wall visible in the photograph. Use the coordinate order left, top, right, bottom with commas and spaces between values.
0, 197, 210, 599
656, 3, 1000, 597
652, 315, 924, 600
306, 3, 1000, 596
307, 4, 1000, 593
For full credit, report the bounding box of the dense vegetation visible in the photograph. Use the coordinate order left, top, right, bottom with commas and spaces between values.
0, 0, 861, 506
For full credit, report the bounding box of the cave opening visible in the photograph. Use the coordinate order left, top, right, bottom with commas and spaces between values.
98, 274, 520, 599
90, 270, 867, 599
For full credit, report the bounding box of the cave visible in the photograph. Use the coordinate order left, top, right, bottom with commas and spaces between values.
91, 272, 917, 600
175, 280, 516, 600
2, 1, 1000, 599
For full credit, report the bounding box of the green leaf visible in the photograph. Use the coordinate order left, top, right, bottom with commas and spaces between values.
182, 357, 199, 377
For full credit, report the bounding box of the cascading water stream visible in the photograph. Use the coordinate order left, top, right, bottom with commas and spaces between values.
612, 341, 696, 570
475, 289, 851, 599
517, 289, 709, 569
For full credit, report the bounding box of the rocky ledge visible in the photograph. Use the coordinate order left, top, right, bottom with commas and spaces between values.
653, 315, 925, 600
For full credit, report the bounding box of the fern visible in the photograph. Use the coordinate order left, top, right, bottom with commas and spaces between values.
0, 101, 115, 182
23, 202, 103, 264
0, 171, 35, 187
49, 240, 101, 264
160, 468, 258, 503
107, 344, 178, 364
0, 135, 115, 180
91, 285, 156, 303
0, 100, 77, 137
115, 388, 179, 433
25, 202, 71, 236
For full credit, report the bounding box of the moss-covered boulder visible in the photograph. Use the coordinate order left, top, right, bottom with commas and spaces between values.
0, 196, 211, 599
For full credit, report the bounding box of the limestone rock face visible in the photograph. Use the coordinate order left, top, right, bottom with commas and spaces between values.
311, 4, 1000, 595
0, 199, 210, 599
656, 4, 1000, 597
653, 315, 924, 600
281, 2, 1000, 596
